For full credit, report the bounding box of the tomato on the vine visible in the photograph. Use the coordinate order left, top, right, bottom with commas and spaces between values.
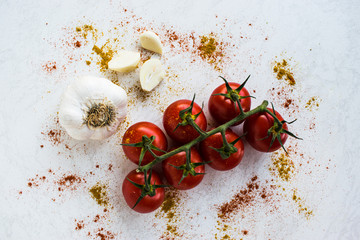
163, 99, 207, 144
122, 169, 165, 213
162, 147, 205, 190
199, 129, 244, 171
122, 122, 168, 166
208, 80, 251, 126
243, 108, 288, 152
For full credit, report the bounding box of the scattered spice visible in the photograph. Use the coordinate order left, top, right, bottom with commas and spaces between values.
74, 41, 81, 48
270, 152, 295, 181
198, 35, 217, 59
197, 34, 225, 70
27, 174, 47, 188
42, 117, 64, 146
273, 59, 296, 85
217, 176, 260, 220
305, 96, 321, 111
75, 220, 84, 230
156, 188, 183, 239
292, 190, 313, 219
284, 99, 293, 108
74, 213, 116, 239
95, 228, 115, 240
42, 61, 57, 73
217, 175, 275, 223
75, 24, 98, 40
215, 177, 277, 239
92, 44, 114, 71
57, 174, 82, 191
89, 183, 109, 207
46, 129, 63, 145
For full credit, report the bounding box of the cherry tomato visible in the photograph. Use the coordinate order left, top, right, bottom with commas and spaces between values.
199, 129, 244, 171
243, 108, 288, 152
162, 147, 205, 190
122, 169, 165, 213
208, 82, 251, 125
122, 122, 168, 166
163, 99, 207, 144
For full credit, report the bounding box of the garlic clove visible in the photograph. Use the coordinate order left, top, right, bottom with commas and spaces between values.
140, 31, 163, 54
140, 59, 165, 92
108, 50, 140, 72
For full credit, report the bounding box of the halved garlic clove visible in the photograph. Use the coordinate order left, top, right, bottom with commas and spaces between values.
108, 50, 140, 72
140, 59, 165, 92
140, 31, 163, 54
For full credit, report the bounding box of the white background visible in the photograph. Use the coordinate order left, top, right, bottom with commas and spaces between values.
0, 0, 359, 239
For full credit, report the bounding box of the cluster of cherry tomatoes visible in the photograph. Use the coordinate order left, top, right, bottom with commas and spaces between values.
121, 77, 290, 213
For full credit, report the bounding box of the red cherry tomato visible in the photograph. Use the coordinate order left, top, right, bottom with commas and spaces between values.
122, 122, 168, 166
199, 129, 244, 171
243, 108, 288, 152
163, 99, 207, 144
162, 147, 205, 190
122, 169, 165, 213
208, 82, 251, 125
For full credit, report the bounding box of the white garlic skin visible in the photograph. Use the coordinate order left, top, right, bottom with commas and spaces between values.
59, 76, 127, 140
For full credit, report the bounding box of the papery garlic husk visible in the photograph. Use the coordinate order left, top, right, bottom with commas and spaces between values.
59, 76, 127, 140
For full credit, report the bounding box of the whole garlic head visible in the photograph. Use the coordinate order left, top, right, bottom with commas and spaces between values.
59, 76, 127, 140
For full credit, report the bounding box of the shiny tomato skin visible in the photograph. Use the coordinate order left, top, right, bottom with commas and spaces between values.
199, 129, 244, 171
162, 147, 205, 190
208, 82, 251, 125
122, 122, 168, 166
163, 100, 207, 144
122, 169, 165, 213
243, 108, 288, 152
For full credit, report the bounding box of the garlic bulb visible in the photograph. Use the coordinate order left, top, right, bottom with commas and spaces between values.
59, 76, 127, 140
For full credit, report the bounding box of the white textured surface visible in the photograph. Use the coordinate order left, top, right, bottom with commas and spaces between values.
1, 0, 359, 239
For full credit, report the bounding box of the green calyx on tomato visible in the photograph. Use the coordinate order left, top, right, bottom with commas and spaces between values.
213, 75, 254, 114
174, 94, 206, 135
262, 104, 302, 153
167, 150, 207, 186
121, 135, 167, 166
208, 131, 243, 159
126, 169, 168, 209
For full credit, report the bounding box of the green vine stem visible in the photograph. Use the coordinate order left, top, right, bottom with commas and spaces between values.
138, 100, 269, 173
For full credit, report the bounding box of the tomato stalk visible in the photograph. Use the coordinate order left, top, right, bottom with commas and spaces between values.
123, 76, 303, 211
138, 99, 270, 173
